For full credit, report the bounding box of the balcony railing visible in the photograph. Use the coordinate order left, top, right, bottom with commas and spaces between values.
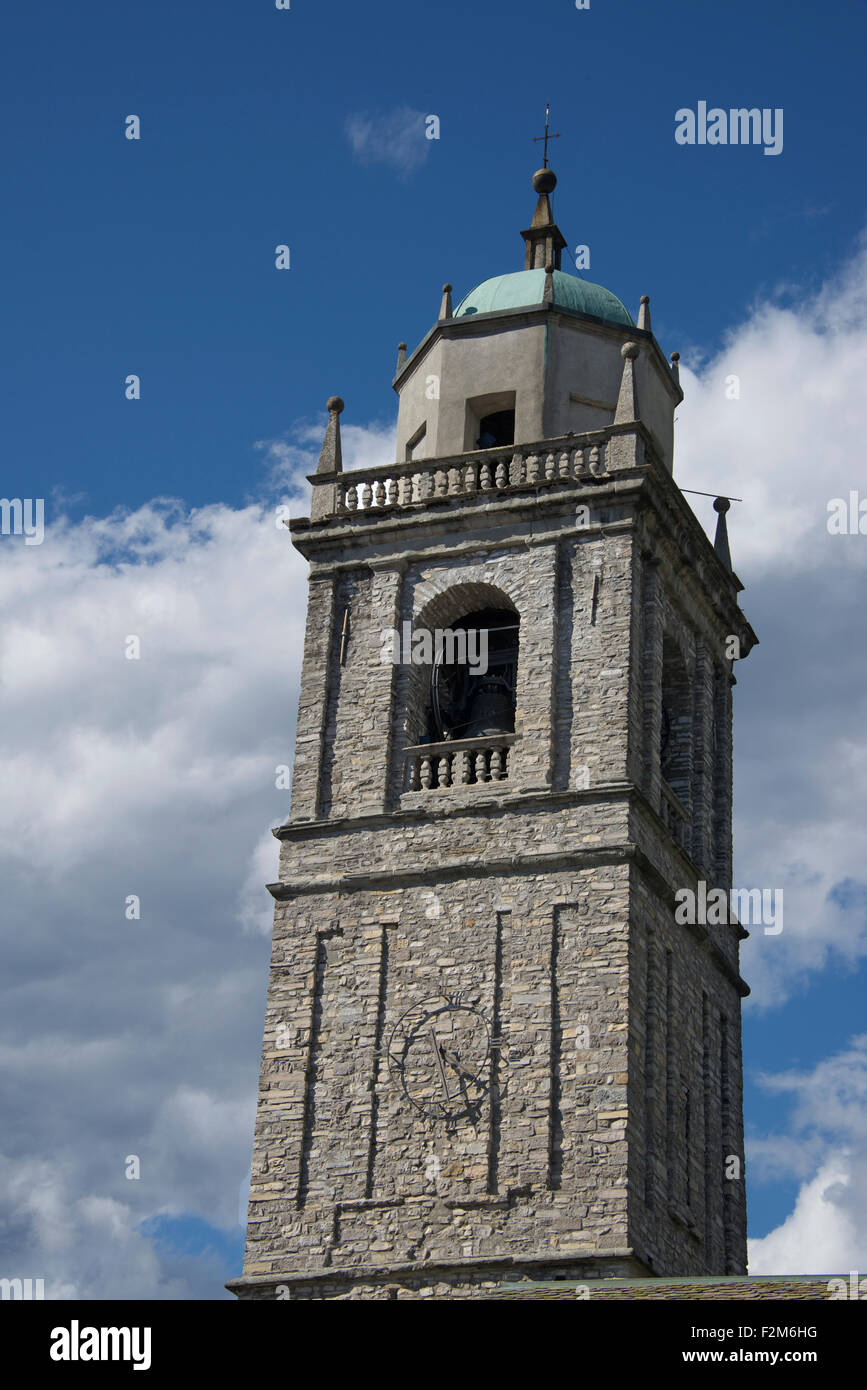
403, 735, 516, 795
339, 432, 608, 515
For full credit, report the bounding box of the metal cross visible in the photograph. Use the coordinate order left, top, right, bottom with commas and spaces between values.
533, 103, 561, 167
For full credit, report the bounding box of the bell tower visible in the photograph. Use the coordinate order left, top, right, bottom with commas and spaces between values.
230, 165, 757, 1301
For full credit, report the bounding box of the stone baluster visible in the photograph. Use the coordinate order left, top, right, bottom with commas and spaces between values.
439, 753, 452, 787
420, 756, 433, 790
525, 453, 540, 483
495, 459, 509, 489
460, 751, 473, 784
474, 750, 490, 782
345, 485, 358, 510
464, 463, 477, 493
434, 470, 448, 498
360, 481, 373, 509
398, 475, 413, 505
479, 461, 493, 490
573, 448, 587, 477
373, 479, 385, 507
545, 452, 557, 480
447, 467, 462, 496
558, 451, 571, 479
490, 746, 504, 780
589, 444, 603, 476
408, 757, 420, 791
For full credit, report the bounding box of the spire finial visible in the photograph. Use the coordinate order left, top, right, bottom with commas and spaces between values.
713, 496, 733, 572
532, 102, 561, 169
637, 294, 651, 331
439, 283, 453, 321
316, 396, 344, 476
614, 342, 640, 424
522, 115, 567, 272
670, 350, 680, 385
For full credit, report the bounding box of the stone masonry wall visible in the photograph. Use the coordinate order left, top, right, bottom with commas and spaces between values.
241, 461, 752, 1295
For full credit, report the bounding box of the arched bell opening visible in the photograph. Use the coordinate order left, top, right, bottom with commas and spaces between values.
428, 608, 520, 743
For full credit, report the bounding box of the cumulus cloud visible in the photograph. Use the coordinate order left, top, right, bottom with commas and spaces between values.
748, 1037, 867, 1273
345, 107, 432, 175
676, 232, 867, 578
670, 237, 867, 1009
0, 428, 389, 1298
256, 416, 395, 497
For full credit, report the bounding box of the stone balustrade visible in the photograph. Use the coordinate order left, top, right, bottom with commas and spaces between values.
338, 432, 608, 515
403, 734, 516, 794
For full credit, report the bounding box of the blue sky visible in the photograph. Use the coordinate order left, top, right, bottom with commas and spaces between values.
4, 0, 865, 519
2, 0, 867, 1297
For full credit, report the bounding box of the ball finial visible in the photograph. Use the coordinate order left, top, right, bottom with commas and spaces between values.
532, 167, 557, 195
326, 396, 344, 414
713, 496, 731, 514
621, 341, 640, 360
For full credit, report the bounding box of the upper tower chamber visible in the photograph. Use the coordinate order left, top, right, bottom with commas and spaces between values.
389, 166, 680, 470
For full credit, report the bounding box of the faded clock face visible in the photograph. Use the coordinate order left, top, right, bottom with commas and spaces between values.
387, 995, 490, 1121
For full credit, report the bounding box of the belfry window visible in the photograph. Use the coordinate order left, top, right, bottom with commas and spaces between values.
428, 608, 519, 743
476, 410, 515, 450
464, 390, 516, 452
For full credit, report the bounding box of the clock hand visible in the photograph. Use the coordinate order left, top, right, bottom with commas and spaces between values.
440, 1045, 476, 1082
428, 1028, 451, 1100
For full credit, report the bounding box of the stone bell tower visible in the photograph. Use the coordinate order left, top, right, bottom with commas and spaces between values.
229, 165, 757, 1301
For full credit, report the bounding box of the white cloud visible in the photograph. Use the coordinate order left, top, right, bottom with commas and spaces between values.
256, 416, 396, 495
748, 1037, 867, 1274
668, 237, 867, 1008
345, 106, 431, 175
676, 234, 867, 578
0, 427, 390, 1298
749, 1160, 859, 1276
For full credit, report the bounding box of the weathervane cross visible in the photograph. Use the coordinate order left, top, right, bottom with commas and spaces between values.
533, 103, 561, 167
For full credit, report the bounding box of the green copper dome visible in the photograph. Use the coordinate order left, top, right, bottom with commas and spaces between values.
453, 269, 634, 327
